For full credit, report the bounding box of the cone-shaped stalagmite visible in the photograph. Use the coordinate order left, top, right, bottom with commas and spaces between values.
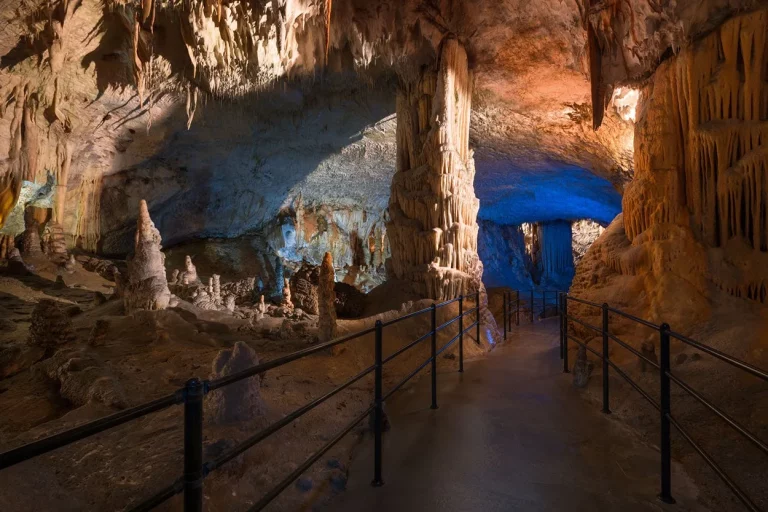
318, 252, 337, 343
123, 200, 171, 313
387, 37, 482, 300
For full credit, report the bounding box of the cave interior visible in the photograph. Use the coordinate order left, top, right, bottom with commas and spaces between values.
0, 1, 767, 511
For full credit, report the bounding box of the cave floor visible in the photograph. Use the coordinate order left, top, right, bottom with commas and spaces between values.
326, 319, 707, 512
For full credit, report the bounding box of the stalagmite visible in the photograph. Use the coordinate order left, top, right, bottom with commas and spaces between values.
318, 252, 338, 343
123, 200, 171, 314
20, 208, 43, 257
42, 221, 69, 264
387, 37, 482, 300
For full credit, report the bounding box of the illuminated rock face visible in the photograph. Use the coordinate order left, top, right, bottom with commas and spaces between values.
623, 9, 768, 303
572, 8, 768, 328
388, 38, 481, 300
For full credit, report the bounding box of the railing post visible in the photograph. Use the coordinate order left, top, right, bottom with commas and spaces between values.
563, 296, 569, 373
659, 323, 675, 504
503, 291, 508, 341
372, 320, 384, 487
183, 378, 205, 512
601, 303, 611, 415
558, 293, 564, 359
516, 291, 520, 326
476, 290, 481, 345
530, 290, 534, 323
430, 304, 438, 410
458, 295, 464, 373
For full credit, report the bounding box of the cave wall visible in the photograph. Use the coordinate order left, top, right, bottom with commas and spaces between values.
572, 8, 768, 329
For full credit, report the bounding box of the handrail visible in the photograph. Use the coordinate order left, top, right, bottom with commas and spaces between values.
558, 292, 768, 512
0, 291, 484, 512
668, 414, 761, 512
606, 332, 660, 370
0, 391, 181, 470
246, 405, 375, 512
669, 331, 768, 383
566, 314, 603, 335
205, 364, 376, 473
208, 327, 376, 391
606, 306, 659, 330
666, 371, 768, 455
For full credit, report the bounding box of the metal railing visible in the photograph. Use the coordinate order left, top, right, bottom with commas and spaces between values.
501, 289, 561, 339
0, 291, 483, 512
558, 293, 768, 511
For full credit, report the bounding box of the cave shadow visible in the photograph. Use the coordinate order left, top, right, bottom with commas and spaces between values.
0, 269, 101, 307
95, 72, 399, 267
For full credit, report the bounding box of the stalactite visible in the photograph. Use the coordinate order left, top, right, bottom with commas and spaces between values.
388, 38, 481, 300
623, 9, 768, 303
325, 0, 333, 66
53, 140, 71, 225
74, 168, 102, 252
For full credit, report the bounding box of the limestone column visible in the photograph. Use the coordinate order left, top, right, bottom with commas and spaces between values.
387, 38, 482, 300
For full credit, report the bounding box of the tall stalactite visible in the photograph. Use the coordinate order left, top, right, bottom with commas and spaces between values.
387, 37, 482, 300
623, 9, 768, 303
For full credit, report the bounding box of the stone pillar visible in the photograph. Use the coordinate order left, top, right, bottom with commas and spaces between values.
387, 37, 482, 300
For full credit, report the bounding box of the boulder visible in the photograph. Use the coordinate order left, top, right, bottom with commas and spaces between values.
205, 342, 267, 425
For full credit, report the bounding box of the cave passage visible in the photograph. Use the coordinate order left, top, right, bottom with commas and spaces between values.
476, 163, 621, 291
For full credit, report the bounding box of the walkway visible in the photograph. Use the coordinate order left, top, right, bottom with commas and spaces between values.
329, 319, 707, 512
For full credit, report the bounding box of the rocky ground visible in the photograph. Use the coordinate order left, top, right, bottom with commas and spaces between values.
0, 255, 490, 512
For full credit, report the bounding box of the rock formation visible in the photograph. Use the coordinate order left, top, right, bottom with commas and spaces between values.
318, 252, 338, 343
571, 221, 605, 266
573, 8, 768, 329
6, 248, 31, 275
221, 277, 256, 305
123, 200, 171, 314
290, 263, 321, 315
205, 342, 267, 425
388, 38, 482, 300
272, 256, 285, 304
178, 256, 199, 285
42, 221, 69, 263
20, 207, 43, 257
28, 299, 77, 354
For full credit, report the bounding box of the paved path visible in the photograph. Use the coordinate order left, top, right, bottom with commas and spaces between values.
328, 319, 707, 512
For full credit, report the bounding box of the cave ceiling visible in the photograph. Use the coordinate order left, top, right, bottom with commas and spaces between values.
0, 0, 761, 250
